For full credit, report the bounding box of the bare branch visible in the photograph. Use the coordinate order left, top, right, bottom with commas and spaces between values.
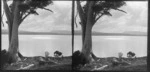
93, 12, 97, 21
19, 13, 30, 25
94, 14, 104, 24
84, 1, 90, 16
76, 1, 86, 23
114, 8, 127, 13
3, 0, 13, 25
20, 12, 24, 19
42, 8, 53, 13
1, 11, 5, 27
22, 13, 30, 21
74, 11, 78, 28
11, 1, 15, 19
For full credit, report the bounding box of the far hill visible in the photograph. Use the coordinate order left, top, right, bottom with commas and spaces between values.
1, 29, 147, 36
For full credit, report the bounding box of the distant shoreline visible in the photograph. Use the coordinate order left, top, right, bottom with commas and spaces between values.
2, 29, 147, 36
2, 33, 147, 36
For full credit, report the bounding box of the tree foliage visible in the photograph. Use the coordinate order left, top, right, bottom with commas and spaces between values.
18, 0, 53, 15
5, 0, 53, 25
78, 0, 126, 25
93, 1, 126, 15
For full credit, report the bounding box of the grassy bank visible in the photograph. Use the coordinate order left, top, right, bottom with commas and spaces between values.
79, 56, 147, 71
3, 56, 72, 70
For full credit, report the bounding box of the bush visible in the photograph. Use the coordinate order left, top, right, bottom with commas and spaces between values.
54, 50, 62, 57
127, 51, 136, 58
72, 50, 86, 70
1, 49, 9, 69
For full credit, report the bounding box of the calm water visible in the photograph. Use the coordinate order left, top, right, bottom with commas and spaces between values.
2, 35, 147, 57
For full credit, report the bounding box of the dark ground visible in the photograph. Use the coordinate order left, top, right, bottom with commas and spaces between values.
2, 56, 147, 71
79, 56, 147, 71
2, 56, 72, 70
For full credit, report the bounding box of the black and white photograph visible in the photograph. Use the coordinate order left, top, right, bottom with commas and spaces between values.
1, 0, 148, 71
72, 0, 148, 71
1, 0, 72, 70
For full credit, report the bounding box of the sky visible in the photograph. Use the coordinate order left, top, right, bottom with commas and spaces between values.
1, 1, 148, 33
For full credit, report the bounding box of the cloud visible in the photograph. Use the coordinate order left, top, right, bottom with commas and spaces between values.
54, 1, 71, 8
1, 1, 148, 33
18, 1, 72, 32
127, 1, 147, 9
93, 1, 148, 33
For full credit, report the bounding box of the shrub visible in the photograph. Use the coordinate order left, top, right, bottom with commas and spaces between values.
127, 51, 136, 58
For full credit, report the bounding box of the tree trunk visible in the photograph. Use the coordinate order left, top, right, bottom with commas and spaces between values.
8, 27, 20, 63
82, 23, 94, 63
81, 23, 86, 45
8, 24, 12, 45
81, 1, 96, 63
76, 1, 97, 64
7, 1, 21, 63
81, 24, 97, 59
2, 0, 13, 45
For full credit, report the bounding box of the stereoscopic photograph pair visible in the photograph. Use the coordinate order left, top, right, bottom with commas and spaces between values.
1, 0, 148, 71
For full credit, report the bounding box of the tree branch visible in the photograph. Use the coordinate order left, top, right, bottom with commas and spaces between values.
1, 11, 5, 27
76, 1, 86, 24
22, 13, 30, 21
84, 1, 90, 16
114, 8, 127, 13
3, 0, 13, 25
19, 13, 30, 26
93, 12, 96, 21
94, 14, 104, 24
11, 1, 15, 20
20, 12, 24, 20
42, 8, 53, 13
74, 11, 78, 28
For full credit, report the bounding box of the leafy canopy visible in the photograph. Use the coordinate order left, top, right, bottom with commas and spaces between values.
92, 0, 126, 16
80, 0, 126, 23
4, 0, 53, 25
17, 0, 53, 15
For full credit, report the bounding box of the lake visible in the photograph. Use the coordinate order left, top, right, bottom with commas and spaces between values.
2, 35, 147, 57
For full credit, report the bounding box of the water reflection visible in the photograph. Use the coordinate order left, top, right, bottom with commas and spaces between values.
2, 35, 147, 57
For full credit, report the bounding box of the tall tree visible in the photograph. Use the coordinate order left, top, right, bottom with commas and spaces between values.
76, 0, 126, 63
2, 0, 53, 63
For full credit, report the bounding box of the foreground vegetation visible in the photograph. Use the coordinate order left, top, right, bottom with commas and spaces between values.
78, 56, 147, 71
3, 56, 72, 70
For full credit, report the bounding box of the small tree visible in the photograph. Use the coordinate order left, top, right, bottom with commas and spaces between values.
76, 0, 126, 64
2, 0, 53, 63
